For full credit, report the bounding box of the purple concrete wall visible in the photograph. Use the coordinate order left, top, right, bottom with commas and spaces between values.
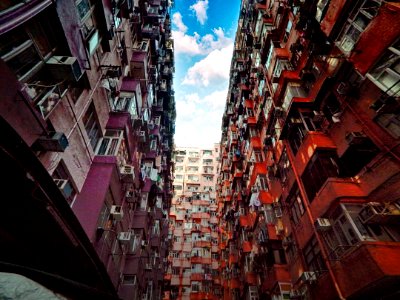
72, 157, 116, 240
0, 61, 45, 147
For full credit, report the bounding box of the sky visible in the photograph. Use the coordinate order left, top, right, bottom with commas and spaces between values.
171, 0, 241, 148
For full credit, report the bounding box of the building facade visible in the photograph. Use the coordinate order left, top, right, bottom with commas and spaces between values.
0, 0, 175, 299
216, 1, 400, 300
164, 145, 221, 300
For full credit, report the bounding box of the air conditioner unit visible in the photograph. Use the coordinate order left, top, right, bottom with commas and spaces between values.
145, 263, 152, 270
46, 56, 83, 81
54, 179, 74, 199
289, 289, 303, 299
359, 202, 400, 224
118, 231, 132, 243
300, 271, 317, 283
120, 165, 135, 181
138, 131, 146, 142
110, 205, 124, 221
345, 131, 367, 145
35, 132, 69, 152
315, 218, 331, 230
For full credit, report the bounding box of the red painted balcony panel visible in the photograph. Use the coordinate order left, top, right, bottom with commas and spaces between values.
247, 116, 257, 125
259, 191, 274, 204
320, 0, 346, 36
293, 131, 336, 177
350, 3, 400, 75
229, 254, 238, 265
229, 278, 241, 289
332, 242, 400, 298
261, 264, 290, 292
244, 99, 254, 109
267, 224, 279, 240
245, 272, 258, 285
191, 273, 204, 281
194, 241, 211, 248
310, 178, 365, 221
275, 47, 290, 59
242, 241, 252, 253
250, 136, 262, 150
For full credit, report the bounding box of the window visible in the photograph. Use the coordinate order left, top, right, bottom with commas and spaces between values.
368, 40, 400, 96
303, 235, 326, 273
301, 151, 341, 202
283, 20, 293, 43
0, 12, 57, 80
315, 0, 330, 22
287, 110, 322, 155
82, 102, 101, 150
273, 59, 293, 80
277, 149, 291, 185
191, 282, 200, 292
337, 0, 382, 53
285, 234, 298, 262
112, 92, 138, 114
122, 275, 137, 285
282, 82, 307, 111
95, 130, 124, 156
287, 186, 305, 225
265, 42, 274, 70
256, 175, 268, 191
52, 160, 76, 205
324, 203, 400, 259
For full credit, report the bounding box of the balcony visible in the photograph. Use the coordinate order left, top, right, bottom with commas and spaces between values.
292, 131, 336, 176
261, 264, 290, 292
311, 178, 365, 220
329, 242, 400, 299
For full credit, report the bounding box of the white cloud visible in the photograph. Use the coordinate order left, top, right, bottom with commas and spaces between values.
190, 0, 209, 25
171, 12, 232, 56
172, 12, 187, 33
182, 44, 233, 86
174, 89, 228, 148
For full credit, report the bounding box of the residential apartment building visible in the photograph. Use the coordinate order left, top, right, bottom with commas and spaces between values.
0, 0, 175, 299
164, 145, 221, 300
216, 1, 400, 300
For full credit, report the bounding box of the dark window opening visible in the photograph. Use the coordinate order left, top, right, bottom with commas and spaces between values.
301, 150, 341, 202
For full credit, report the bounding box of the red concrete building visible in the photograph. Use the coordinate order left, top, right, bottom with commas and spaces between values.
216, 1, 400, 300
163, 146, 222, 300
0, 0, 175, 299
